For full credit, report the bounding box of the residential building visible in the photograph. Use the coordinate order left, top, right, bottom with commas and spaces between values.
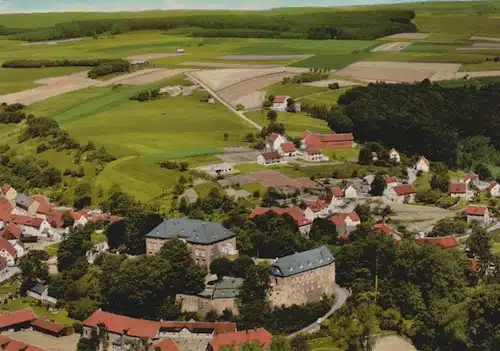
300, 130, 354, 149
466, 205, 491, 225
207, 328, 273, 351
385, 184, 416, 204
488, 182, 500, 197
0, 335, 47, 351
266, 133, 287, 150
373, 222, 403, 241
416, 235, 459, 249
330, 212, 361, 228
344, 185, 358, 199
14, 194, 40, 216
302, 148, 328, 162
27, 283, 58, 306
269, 246, 335, 307
0, 198, 13, 222
153, 338, 178, 351
32, 195, 55, 219
9, 240, 25, 259
208, 163, 233, 176
0, 238, 17, 266
278, 142, 297, 157
329, 187, 344, 208
449, 182, 467, 200
177, 277, 243, 316
461, 172, 479, 185
257, 152, 282, 166
71, 211, 89, 227
10, 215, 51, 238
145, 219, 238, 266
414, 156, 430, 173
0, 310, 36, 332
388, 148, 401, 163
1, 223, 21, 240
271, 95, 290, 112
82, 310, 236, 351
385, 176, 399, 189
249, 207, 312, 235
304, 199, 330, 220
1, 184, 17, 202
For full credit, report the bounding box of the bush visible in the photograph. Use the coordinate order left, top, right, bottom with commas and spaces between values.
328, 82, 340, 90
36, 143, 49, 153
87, 60, 130, 79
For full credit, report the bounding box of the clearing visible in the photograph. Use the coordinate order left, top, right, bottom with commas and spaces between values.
371, 42, 413, 52
389, 203, 456, 233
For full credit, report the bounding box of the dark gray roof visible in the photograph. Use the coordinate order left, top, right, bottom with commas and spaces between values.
212, 277, 243, 299
16, 194, 34, 209
145, 218, 237, 245
270, 246, 335, 278
29, 283, 47, 295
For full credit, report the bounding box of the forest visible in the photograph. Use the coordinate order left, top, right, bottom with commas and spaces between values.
10, 10, 416, 42
330, 81, 500, 167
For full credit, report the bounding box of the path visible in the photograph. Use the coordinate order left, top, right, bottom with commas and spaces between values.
186, 72, 262, 131
406, 167, 417, 184
288, 285, 351, 338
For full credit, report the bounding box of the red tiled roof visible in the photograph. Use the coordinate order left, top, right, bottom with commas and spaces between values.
449, 183, 466, 194
469, 258, 479, 273
153, 338, 178, 351
319, 133, 354, 143
0, 335, 46, 351
208, 328, 273, 351
487, 182, 498, 191
463, 172, 478, 182
273, 95, 288, 104
331, 187, 342, 198
0, 199, 13, 222
32, 196, 55, 215
250, 207, 312, 226
0, 310, 36, 329
1, 184, 11, 195
416, 235, 459, 249
385, 176, 398, 184
70, 211, 87, 221
466, 205, 488, 216
90, 213, 122, 223
392, 184, 416, 196
373, 222, 403, 239
10, 215, 43, 228
267, 133, 280, 142
31, 319, 66, 334
416, 156, 429, 166
330, 211, 360, 227
260, 152, 281, 161
0, 238, 16, 258
1, 223, 21, 240
305, 148, 321, 155
280, 143, 296, 153
346, 211, 360, 222
300, 130, 312, 139
307, 199, 327, 213
25, 345, 47, 351
301, 132, 354, 149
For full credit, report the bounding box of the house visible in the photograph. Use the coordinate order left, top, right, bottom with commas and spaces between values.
414, 156, 430, 173
300, 130, 354, 149
269, 246, 335, 307
344, 185, 358, 199
271, 95, 300, 112
330, 212, 361, 228
1, 223, 21, 240
32, 195, 55, 218
31, 318, 74, 337
385, 184, 416, 204
330, 187, 343, 206
461, 172, 479, 185
177, 277, 244, 316
1, 184, 17, 202
0, 335, 47, 351
14, 194, 40, 216
266, 133, 287, 150
82, 310, 236, 351
10, 215, 51, 238
373, 222, 403, 241
302, 148, 329, 162
0, 198, 13, 222
207, 328, 273, 351
465, 205, 491, 225
0, 238, 17, 266
250, 207, 312, 235
388, 148, 401, 163
9, 240, 25, 259
278, 142, 297, 157
385, 176, 399, 189
304, 199, 330, 220
416, 235, 459, 249
71, 211, 89, 227
208, 163, 233, 176
145, 219, 238, 266
361, 175, 375, 193
27, 283, 57, 306
0, 310, 36, 332
257, 151, 282, 166
153, 338, 178, 351
449, 182, 467, 200
488, 182, 500, 197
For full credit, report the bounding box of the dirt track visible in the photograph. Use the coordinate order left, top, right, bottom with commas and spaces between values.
374, 336, 416, 351
372, 42, 412, 52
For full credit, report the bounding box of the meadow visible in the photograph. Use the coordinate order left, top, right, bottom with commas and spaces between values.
298, 87, 352, 108
246, 110, 330, 136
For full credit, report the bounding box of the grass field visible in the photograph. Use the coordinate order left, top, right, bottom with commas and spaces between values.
264, 83, 328, 99
298, 87, 352, 108
0, 280, 19, 296
246, 110, 329, 136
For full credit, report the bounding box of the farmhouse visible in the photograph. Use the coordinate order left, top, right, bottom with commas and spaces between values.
0, 335, 47, 351
207, 328, 273, 351
329, 211, 361, 228
145, 219, 238, 266
488, 182, 500, 197
271, 95, 301, 112
461, 171, 479, 185
208, 163, 233, 176
32, 195, 55, 218
449, 182, 467, 200
82, 310, 236, 351
414, 156, 430, 173
257, 151, 282, 166
300, 130, 354, 149
176, 277, 243, 316
1, 184, 17, 202
373, 222, 403, 241
266, 133, 287, 150
302, 148, 328, 162
0, 310, 36, 332
465, 205, 490, 225
14, 194, 40, 216
269, 245, 335, 307
278, 142, 297, 157
0, 238, 17, 266
250, 206, 312, 235
416, 235, 459, 249
385, 184, 416, 204
388, 148, 401, 163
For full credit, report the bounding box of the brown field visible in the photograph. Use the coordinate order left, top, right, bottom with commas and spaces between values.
217, 54, 313, 61
388, 203, 456, 233
248, 170, 315, 189
371, 42, 413, 52
5, 330, 80, 351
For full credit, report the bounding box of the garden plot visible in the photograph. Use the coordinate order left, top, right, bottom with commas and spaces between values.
336, 61, 461, 83
218, 54, 314, 61
382, 32, 430, 40
125, 52, 187, 60
371, 42, 413, 52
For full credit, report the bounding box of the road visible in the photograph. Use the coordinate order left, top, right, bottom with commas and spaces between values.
186, 72, 262, 131
288, 285, 351, 338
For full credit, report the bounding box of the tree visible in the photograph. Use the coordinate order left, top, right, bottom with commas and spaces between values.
210, 257, 233, 278
236, 104, 245, 111
369, 174, 386, 196
238, 264, 271, 328
467, 227, 493, 263
224, 133, 229, 141
430, 172, 450, 193
429, 218, 468, 237
328, 106, 353, 133
77, 328, 100, 351
474, 163, 493, 181
309, 217, 338, 245
58, 225, 93, 272
457, 136, 496, 170
290, 334, 309, 351
267, 110, 278, 122
262, 100, 272, 110
62, 212, 75, 228
19, 250, 49, 291
270, 335, 292, 351
286, 98, 296, 113
328, 82, 340, 90
232, 256, 255, 278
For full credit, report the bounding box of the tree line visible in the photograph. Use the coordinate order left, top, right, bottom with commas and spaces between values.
11, 10, 416, 42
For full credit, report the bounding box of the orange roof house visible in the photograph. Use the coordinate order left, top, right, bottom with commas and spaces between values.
0, 310, 36, 330
1, 223, 22, 240
250, 207, 312, 227
465, 205, 488, 216
207, 328, 273, 351
416, 235, 459, 249
153, 338, 178, 351
449, 183, 466, 194
300, 130, 354, 149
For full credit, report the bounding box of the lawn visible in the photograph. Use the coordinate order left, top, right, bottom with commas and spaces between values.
44, 243, 60, 257
264, 83, 328, 99
91, 231, 107, 245
414, 172, 433, 192
246, 110, 330, 137
0, 280, 19, 296
323, 147, 360, 162
0, 297, 77, 325
309, 337, 342, 351
194, 182, 220, 198
298, 87, 352, 108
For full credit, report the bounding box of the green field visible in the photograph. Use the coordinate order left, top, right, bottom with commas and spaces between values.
246, 110, 330, 137
298, 87, 352, 108
264, 83, 328, 99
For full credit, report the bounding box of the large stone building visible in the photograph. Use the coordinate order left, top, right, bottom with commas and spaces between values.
268, 245, 336, 307
145, 219, 238, 266
176, 277, 243, 316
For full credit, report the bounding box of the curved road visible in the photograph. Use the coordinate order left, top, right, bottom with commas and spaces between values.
288, 285, 351, 338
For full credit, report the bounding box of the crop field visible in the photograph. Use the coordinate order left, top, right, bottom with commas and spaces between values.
245, 110, 330, 136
